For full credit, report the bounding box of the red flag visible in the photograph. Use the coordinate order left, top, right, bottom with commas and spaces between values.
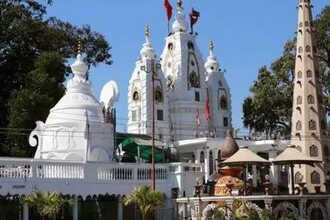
189, 8, 200, 27
205, 89, 211, 121
164, 0, 173, 21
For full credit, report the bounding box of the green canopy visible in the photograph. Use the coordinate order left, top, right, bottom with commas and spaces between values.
121, 137, 164, 162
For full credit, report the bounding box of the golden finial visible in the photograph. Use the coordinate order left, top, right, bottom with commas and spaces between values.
77, 40, 82, 55
145, 25, 150, 38
210, 39, 214, 51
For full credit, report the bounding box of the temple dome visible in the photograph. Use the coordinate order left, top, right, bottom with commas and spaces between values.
220, 129, 239, 160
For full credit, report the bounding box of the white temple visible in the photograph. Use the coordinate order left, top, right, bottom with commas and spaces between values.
0, 0, 329, 220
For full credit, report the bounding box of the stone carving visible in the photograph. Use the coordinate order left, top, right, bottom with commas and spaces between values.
307, 95, 314, 104
273, 202, 299, 220
309, 145, 318, 157
309, 120, 316, 130
311, 171, 320, 184
297, 71, 302, 78
307, 70, 313, 78
296, 120, 302, 131
297, 96, 302, 105
307, 201, 328, 220
189, 71, 200, 88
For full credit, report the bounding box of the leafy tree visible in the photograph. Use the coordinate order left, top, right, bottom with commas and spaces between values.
22, 190, 73, 220
123, 185, 165, 220
0, 0, 112, 156
242, 6, 330, 137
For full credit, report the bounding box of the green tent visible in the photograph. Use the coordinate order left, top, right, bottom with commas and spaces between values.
117, 133, 164, 162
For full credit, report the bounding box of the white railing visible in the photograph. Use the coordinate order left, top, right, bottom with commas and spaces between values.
0, 158, 194, 183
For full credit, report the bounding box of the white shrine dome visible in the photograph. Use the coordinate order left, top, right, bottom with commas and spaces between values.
205, 40, 219, 73
172, 4, 188, 33
45, 53, 103, 125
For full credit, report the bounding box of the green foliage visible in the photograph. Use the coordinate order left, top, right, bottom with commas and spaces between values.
242, 6, 330, 137
123, 185, 165, 220
0, 0, 112, 156
260, 208, 275, 220
22, 190, 73, 220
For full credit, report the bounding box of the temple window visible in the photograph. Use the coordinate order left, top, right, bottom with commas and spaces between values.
294, 171, 302, 184
310, 145, 318, 157
195, 91, 200, 102
220, 96, 228, 110
157, 110, 164, 121
307, 95, 314, 104
296, 120, 302, 131
298, 46, 303, 53
306, 45, 311, 52
297, 96, 302, 105
168, 43, 173, 50
155, 89, 163, 103
305, 21, 309, 27
188, 41, 194, 51
223, 117, 229, 127
311, 171, 320, 184
167, 62, 171, 68
299, 22, 303, 28
189, 71, 200, 88
297, 71, 302, 79
133, 91, 139, 101
309, 120, 316, 130
200, 151, 204, 163
191, 60, 195, 66
132, 110, 137, 122
307, 70, 313, 78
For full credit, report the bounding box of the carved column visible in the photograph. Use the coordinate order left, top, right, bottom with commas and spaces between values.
298, 198, 307, 219
226, 199, 234, 220
193, 200, 203, 220
264, 198, 273, 212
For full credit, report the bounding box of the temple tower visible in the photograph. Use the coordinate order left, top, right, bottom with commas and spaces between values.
127, 27, 170, 144
160, 0, 207, 141
205, 40, 232, 137
290, 0, 328, 192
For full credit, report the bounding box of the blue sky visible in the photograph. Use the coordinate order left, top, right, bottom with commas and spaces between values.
47, 0, 328, 133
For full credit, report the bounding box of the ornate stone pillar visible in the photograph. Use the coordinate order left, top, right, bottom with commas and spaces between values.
72, 195, 78, 220
193, 200, 203, 220
264, 198, 273, 212
226, 199, 234, 220
298, 198, 307, 219
252, 165, 257, 187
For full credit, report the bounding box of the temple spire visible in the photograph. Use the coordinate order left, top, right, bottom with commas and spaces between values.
140, 25, 155, 59
290, 0, 326, 193
172, 0, 188, 33
205, 39, 219, 73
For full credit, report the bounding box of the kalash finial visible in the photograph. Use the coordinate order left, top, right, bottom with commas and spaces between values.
210, 39, 214, 51
145, 25, 150, 38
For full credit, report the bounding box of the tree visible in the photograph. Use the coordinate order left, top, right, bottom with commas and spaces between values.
123, 185, 165, 220
0, 0, 112, 156
22, 190, 72, 220
242, 6, 330, 137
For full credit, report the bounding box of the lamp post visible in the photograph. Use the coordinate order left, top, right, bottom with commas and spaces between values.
142, 59, 161, 191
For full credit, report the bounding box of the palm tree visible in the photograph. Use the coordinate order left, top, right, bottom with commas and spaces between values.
123, 185, 165, 220
22, 190, 72, 220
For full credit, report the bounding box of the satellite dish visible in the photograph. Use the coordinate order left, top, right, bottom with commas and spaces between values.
100, 80, 119, 110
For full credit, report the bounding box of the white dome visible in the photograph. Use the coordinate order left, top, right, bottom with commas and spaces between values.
172, 6, 188, 33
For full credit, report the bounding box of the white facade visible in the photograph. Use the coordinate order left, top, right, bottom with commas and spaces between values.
127, 30, 170, 144
29, 52, 115, 162
128, 3, 232, 143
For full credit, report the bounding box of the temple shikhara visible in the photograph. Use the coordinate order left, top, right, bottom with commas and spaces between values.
0, 0, 329, 219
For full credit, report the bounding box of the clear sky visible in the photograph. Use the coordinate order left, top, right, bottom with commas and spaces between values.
47, 0, 328, 133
